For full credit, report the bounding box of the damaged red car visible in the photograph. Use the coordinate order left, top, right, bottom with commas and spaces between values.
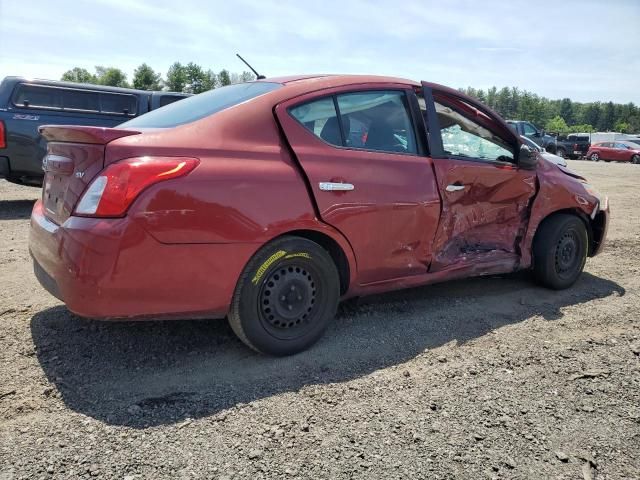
29, 75, 609, 355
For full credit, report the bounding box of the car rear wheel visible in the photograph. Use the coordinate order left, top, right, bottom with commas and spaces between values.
533, 214, 588, 290
228, 236, 340, 356
632, 154, 640, 164
590, 153, 599, 161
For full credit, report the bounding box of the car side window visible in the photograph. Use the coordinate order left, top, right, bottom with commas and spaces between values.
434, 97, 515, 163
522, 123, 537, 135
289, 90, 418, 155
336, 91, 417, 154
289, 97, 342, 147
13, 85, 62, 109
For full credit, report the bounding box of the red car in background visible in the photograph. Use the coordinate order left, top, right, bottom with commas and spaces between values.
587, 141, 640, 163
29, 75, 610, 355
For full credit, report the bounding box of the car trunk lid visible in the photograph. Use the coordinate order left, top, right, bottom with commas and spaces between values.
39, 125, 140, 225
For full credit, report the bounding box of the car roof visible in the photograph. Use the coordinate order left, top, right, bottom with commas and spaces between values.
261, 74, 420, 88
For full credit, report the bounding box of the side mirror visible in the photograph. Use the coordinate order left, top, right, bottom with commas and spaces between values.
518, 144, 538, 170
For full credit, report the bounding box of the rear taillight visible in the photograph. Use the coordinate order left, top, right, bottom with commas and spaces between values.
0, 121, 6, 149
74, 156, 199, 217
574, 143, 578, 150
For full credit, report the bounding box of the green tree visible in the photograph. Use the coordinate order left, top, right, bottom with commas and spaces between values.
132, 63, 162, 90
202, 69, 217, 90
61, 67, 97, 84
95, 66, 129, 87
184, 62, 209, 94
559, 98, 574, 125
218, 69, 231, 86
240, 71, 255, 83
614, 121, 630, 133
545, 115, 569, 135
166, 62, 187, 92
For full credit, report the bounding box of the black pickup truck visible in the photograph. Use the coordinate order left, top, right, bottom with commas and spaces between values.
553, 133, 591, 159
506, 120, 557, 154
0, 77, 189, 186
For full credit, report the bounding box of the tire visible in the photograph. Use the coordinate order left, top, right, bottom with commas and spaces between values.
632, 154, 640, 164
533, 214, 588, 290
546, 145, 557, 154
556, 148, 566, 159
228, 236, 340, 356
590, 153, 599, 161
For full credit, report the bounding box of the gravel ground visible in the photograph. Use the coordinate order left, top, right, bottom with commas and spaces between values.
0, 161, 639, 480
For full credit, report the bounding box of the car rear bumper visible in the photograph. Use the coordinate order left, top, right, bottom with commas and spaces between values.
29, 200, 259, 320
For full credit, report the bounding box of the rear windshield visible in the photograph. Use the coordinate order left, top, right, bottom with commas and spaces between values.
121, 82, 281, 128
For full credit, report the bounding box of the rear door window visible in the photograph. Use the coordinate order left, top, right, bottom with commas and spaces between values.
289, 90, 418, 155
289, 97, 341, 146
336, 91, 417, 154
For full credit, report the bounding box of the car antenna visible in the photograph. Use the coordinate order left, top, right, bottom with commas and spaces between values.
236, 53, 266, 80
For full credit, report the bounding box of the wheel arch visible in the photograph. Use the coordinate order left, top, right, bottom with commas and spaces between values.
276, 229, 352, 295
532, 208, 600, 258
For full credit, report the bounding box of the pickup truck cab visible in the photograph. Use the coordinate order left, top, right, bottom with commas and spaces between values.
29, 75, 609, 355
507, 120, 557, 154
0, 76, 188, 186
555, 133, 591, 159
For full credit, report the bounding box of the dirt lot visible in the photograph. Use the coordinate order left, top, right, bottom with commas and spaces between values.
0, 161, 638, 479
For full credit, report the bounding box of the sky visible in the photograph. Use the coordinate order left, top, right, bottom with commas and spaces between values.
0, 0, 638, 104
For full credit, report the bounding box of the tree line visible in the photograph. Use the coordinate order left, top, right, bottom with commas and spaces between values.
460, 86, 639, 134
60, 64, 638, 134
61, 62, 255, 94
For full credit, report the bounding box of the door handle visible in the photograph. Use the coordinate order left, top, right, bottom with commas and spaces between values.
445, 184, 466, 192
319, 182, 355, 192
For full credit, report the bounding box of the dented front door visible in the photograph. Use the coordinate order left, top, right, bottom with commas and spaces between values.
422, 84, 537, 271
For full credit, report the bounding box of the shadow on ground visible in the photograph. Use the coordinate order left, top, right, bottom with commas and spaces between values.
0, 199, 36, 220
31, 271, 624, 428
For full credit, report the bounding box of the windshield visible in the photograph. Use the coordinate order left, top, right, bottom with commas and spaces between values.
120, 82, 281, 128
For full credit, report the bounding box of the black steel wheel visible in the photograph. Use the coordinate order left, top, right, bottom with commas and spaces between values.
533, 214, 588, 290
229, 236, 340, 356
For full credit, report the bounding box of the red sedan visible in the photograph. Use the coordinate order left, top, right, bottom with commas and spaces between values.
587, 141, 640, 163
29, 75, 610, 355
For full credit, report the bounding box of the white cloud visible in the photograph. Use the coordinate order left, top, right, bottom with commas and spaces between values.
0, 0, 638, 103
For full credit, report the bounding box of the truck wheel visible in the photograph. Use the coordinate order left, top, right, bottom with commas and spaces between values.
546, 145, 557, 154
590, 153, 599, 161
556, 148, 566, 158
632, 154, 640, 164
229, 236, 340, 356
533, 214, 588, 290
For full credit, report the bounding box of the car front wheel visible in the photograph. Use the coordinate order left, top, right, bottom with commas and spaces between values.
632, 154, 640, 164
533, 214, 588, 290
229, 236, 340, 356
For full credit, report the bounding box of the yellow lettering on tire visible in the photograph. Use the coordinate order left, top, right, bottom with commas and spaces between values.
284, 252, 311, 260
252, 250, 287, 285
